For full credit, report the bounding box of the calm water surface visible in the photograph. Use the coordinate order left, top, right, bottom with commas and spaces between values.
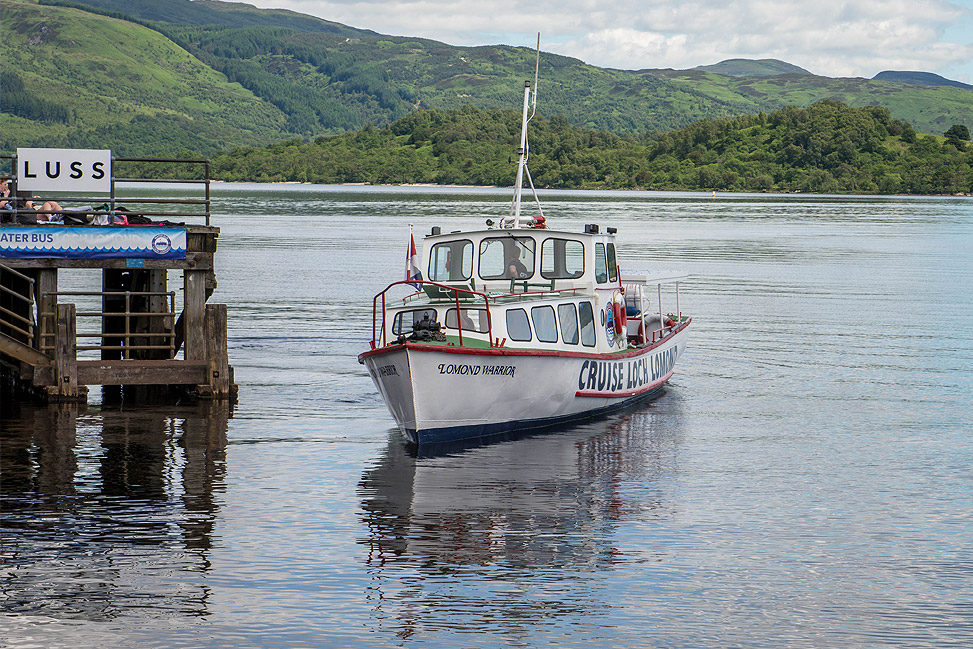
2, 186, 972, 647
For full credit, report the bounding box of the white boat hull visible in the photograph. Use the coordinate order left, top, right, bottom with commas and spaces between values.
361, 322, 690, 445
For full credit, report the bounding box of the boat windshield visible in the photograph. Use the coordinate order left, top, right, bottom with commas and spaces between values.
541, 238, 585, 279
428, 240, 473, 282
479, 236, 535, 280
595, 243, 608, 283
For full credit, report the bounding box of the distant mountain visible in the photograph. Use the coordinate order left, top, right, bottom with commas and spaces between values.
693, 59, 812, 77
645, 65, 973, 136
3, 0, 972, 157
873, 71, 973, 91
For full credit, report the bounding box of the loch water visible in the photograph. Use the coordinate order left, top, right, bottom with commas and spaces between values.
2, 186, 972, 648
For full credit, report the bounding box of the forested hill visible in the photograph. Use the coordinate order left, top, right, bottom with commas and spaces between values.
211, 101, 973, 195
2, 0, 973, 158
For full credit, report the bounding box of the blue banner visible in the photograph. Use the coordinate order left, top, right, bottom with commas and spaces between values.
0, 227, 187, 259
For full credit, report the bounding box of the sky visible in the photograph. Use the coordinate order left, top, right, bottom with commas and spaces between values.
244, 0, 973, 83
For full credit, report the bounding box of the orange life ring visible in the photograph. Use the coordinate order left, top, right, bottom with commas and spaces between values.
613, 298, 627, 336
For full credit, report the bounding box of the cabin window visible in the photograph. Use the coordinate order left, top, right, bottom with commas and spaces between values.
505, 308, 532, 341
445, 308, 490, 333
558, 303, 579, 345
541, 238, 585, 279
428, 240, 473, 282
579, 301, 596, 347
607, 243, 618, 282
392, 309, 438, 335
594, 243, 608, 284
531, 306, 558, 343
478, 236, 535, 280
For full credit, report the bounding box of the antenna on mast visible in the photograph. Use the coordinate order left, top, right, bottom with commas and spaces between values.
531, 32, 539, 113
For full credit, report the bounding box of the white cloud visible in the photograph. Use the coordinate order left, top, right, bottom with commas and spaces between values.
249, 0, 973, 80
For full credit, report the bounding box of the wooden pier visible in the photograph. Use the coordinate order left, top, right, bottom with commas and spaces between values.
1, 152, 236, 403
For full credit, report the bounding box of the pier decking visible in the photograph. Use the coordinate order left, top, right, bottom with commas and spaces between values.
1, 152, 236, 403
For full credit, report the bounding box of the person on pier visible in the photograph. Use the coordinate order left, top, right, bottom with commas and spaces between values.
1, 180, 64, 223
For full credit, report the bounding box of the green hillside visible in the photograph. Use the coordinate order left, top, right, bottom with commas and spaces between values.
212, 101, 973, 195
151, 23, 759, 135
2, 0, 972, 159
0, 0, 287, 155
42, 0, 376, 34
651, 68, 973, 136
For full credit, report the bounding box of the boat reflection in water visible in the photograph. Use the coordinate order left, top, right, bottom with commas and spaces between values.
358, 396, 685, 640
0, 401, 230, 621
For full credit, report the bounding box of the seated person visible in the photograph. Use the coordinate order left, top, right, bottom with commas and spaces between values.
31, 200, 64, 223
17, 190, 62, 222
0, 179, 12, 212
506, 253, 530, 279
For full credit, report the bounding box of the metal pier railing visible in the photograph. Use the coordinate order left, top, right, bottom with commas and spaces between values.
39, 290, 177, 359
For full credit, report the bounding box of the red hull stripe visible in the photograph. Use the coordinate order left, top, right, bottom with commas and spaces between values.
576, 370, 673, 398
359, 319, 691, 363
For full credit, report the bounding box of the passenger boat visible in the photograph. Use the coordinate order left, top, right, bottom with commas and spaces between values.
359, 44, 691, 446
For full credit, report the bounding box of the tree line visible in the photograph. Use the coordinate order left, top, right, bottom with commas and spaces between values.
210, 100, 972, 194
1, 68, 72, 124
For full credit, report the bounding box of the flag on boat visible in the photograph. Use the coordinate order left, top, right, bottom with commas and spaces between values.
406, 226, 422, 289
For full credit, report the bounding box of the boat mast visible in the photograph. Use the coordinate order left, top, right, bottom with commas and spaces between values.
510, 80, 531, 227
509, 34, 541, 229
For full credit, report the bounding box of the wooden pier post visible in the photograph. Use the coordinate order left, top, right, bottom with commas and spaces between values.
201, 303, 232, 399
146, 269, 171, 358
35, 268, 57, 352
184, 270, 207, 362
51, 303, 86, 402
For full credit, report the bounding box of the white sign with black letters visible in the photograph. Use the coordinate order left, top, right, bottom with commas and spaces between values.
16, 148, 111, 193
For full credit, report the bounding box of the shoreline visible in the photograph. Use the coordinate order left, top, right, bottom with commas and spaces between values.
208, 180, 972, 198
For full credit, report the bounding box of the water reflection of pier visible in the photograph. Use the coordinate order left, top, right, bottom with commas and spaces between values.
358, 404, 684, 640
0, 401, 229, 620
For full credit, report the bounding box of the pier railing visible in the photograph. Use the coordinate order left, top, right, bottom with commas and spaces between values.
39, 289, 177, 359
1, 155, 211, 226
0, 262, 36, 343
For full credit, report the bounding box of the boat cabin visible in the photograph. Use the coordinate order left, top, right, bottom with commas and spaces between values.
371, 223, 686, 357
422, 223, 619, 296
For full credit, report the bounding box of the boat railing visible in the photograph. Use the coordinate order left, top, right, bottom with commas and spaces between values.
647, 314, 690, 344
370, 280, 494, 350
620, 273, 689, 345
495, 286, 582, 302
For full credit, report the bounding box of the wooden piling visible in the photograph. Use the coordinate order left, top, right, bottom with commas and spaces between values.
51, 303, 86, 402
204, 303, 231, 398
145, 269, 170, 358
35, 268, 57, 351
184, 270, 207, 362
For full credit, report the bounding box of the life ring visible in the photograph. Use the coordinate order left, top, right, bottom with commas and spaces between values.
612, 296, 627, 336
